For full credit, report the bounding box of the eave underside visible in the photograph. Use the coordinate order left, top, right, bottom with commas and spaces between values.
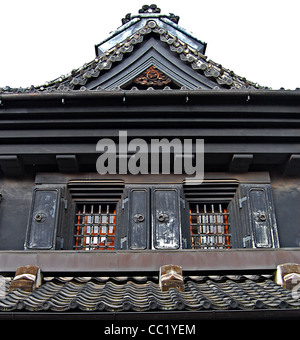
0, 90, 299, 176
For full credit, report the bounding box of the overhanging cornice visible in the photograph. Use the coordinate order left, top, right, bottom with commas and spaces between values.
0, 89, 299, 177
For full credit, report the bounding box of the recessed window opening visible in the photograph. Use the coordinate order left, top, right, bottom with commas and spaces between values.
184, 180, 238, 250
189, 203, 230, 249
74, 203, 117, 250
68, 180, 124, 251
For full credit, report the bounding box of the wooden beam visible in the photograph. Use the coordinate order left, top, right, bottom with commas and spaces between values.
1, 249, 300, 274
283, 154, 300, 176
229, 154, 253, 172
0, 155, 23, 177
56, 155, 79, 172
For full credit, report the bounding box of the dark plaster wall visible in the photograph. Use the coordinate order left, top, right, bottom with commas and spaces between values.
0, 178, 34, 250
271, 175, 300, 248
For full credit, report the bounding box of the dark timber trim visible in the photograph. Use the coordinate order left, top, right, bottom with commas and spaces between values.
1, 248, 300, 275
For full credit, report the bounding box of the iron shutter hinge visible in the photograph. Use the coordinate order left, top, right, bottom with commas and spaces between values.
239, 196, 247, 209
120, 236, 127, 249
122, 197, 128, 209
243, 235, 251, 248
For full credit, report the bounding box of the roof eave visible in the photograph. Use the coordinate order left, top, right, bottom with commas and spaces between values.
1, 88, 299, 107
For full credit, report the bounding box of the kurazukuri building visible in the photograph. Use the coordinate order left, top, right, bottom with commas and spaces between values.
0, 5, 300, 320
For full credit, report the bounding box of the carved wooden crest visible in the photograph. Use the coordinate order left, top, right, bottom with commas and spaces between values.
134, 66, 172, 87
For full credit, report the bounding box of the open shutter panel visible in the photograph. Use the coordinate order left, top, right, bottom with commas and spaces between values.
238, 184, 279, 248
25, 186, 61, 250
152, 186, 181, 249
128, 187, 150, 250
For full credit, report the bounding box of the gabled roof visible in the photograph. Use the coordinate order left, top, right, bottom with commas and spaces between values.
0, 5, 265, 94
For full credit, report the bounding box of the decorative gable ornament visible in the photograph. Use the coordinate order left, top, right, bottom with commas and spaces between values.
134, 65, 172, 87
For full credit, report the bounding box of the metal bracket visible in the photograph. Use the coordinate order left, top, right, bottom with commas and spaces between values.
239, 196, 247, 209
120, 236, 127, 249
243, 235, 252, 248
122, 197, 128, 209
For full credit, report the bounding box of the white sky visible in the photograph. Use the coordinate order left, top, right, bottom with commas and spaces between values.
0, 0, 299, 90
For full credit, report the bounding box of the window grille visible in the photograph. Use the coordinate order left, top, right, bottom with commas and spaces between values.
189, 203, 230, 249
74, 203, 116, 250
184, 180, 239, 249
68, 180, 124, 251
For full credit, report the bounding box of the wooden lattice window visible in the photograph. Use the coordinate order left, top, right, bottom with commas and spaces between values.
74, 203, 116, 250
68, 180, 124, 251
184, 180, 239, 249
189, 203, 230, 249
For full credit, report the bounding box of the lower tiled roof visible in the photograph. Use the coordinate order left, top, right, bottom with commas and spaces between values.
1, 274, 300, 313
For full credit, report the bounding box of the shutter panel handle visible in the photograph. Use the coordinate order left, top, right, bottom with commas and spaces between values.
133, 214, 145, 223
157, 213, 169, 222
34, 212, 46, 223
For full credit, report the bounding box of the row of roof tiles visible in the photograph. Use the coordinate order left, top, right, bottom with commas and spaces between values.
1, 274, 299, 313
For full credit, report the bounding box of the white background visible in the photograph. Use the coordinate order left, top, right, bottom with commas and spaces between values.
0, 0, 299, 90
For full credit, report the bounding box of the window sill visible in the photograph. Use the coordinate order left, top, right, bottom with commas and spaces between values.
1, 248, 300, 274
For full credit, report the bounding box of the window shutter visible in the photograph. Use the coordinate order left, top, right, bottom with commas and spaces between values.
237, 184, 279, 248
124, 184, 182, 250
152, 186, 181, 249
25, 186, 61, 250
128, 186, 150, 250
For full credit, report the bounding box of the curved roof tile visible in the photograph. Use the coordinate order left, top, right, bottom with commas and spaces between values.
1, 274, 299, 313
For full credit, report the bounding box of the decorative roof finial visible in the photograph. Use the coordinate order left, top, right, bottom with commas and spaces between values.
122, 5, 161, 25
122, 5, 179, 25
138, 4, 161, 13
